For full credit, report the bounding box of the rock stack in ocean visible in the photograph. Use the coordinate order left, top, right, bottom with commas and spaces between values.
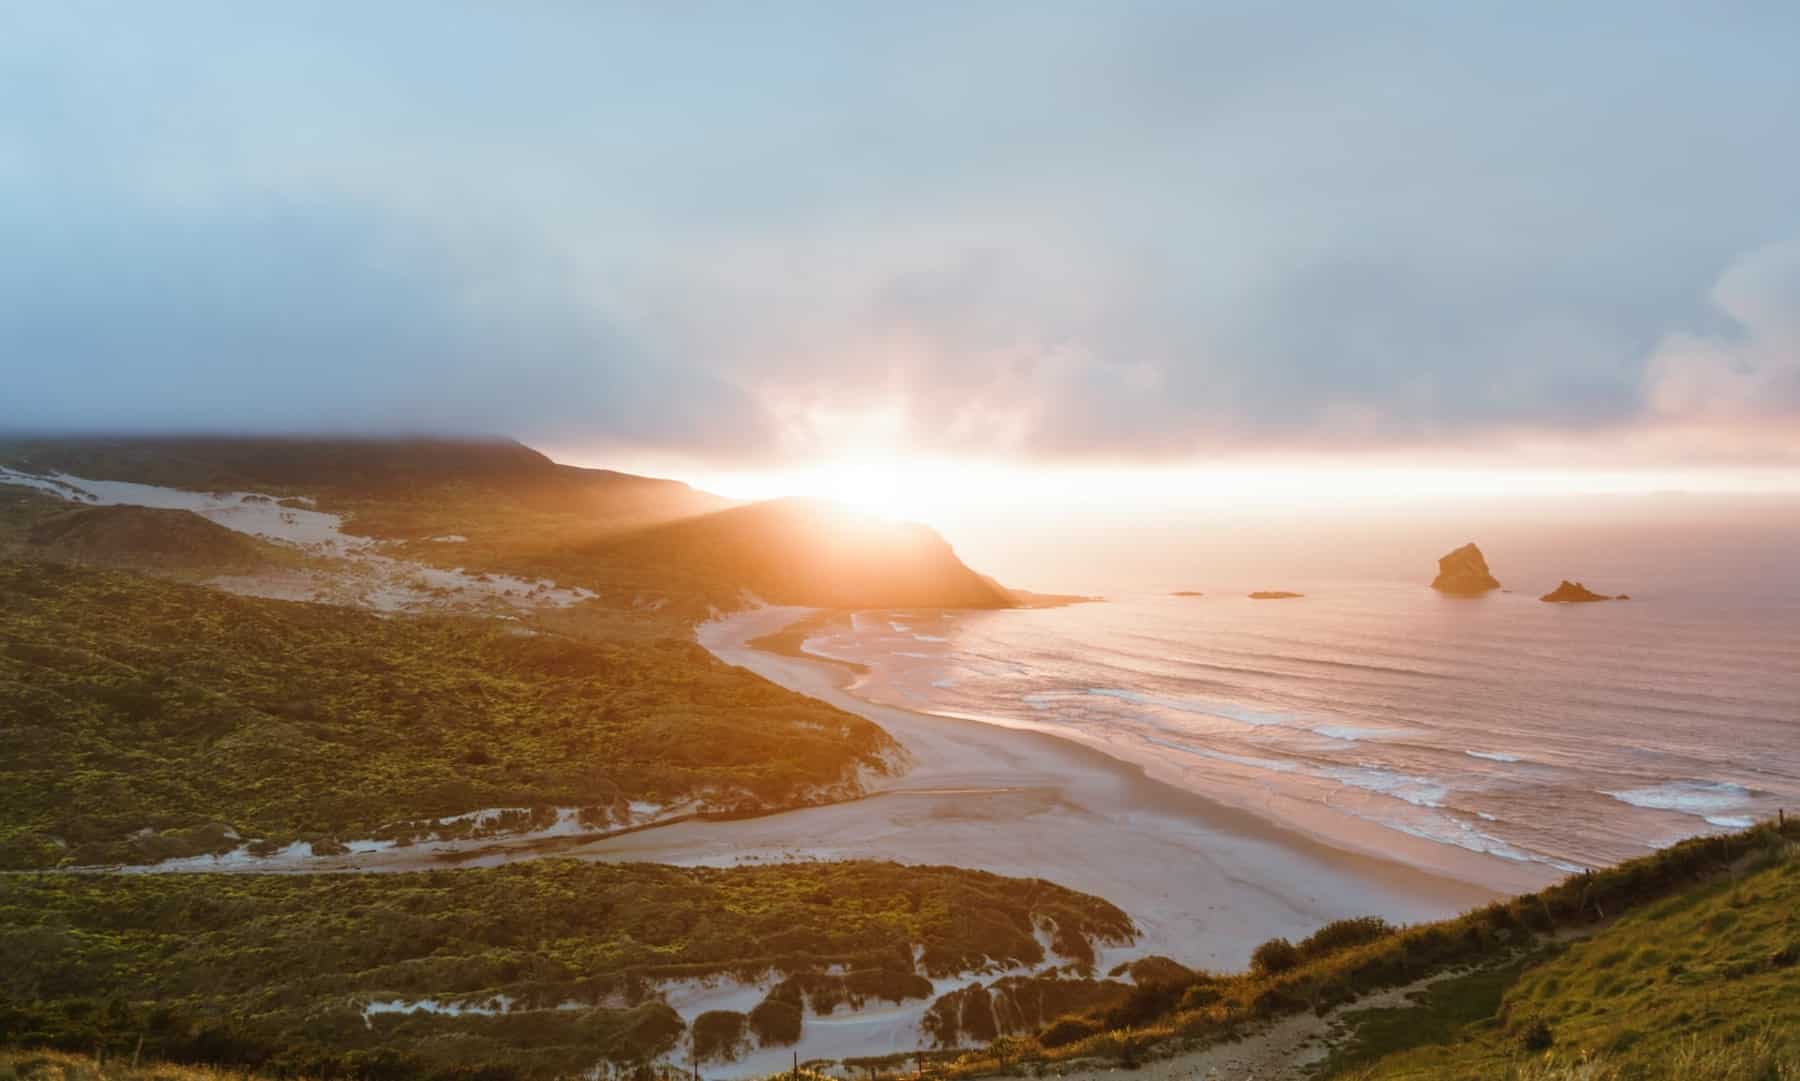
1540, 580, 1615, 603
1431, 542, 1501, 594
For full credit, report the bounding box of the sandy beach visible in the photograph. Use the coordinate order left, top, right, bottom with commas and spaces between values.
108, 600, 1525, 964
120, 603, 1528, 1076
381, 606, 1508, 970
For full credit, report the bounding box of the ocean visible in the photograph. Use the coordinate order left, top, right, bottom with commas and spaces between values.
799, 521, 1800, 886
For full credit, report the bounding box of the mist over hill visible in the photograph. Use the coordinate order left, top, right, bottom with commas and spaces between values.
0, 434, 1009, 612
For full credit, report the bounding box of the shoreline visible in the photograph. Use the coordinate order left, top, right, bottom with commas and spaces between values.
593, 606, 1507, 967
92, 604, 1522, 972
272, 604, 1506, 968
809, 604, 1569, 897
714, 606, 1544, 894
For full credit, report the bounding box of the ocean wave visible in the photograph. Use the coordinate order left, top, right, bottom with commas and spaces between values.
1142, 736, 1299, 773
913, 634, 948, 642
832, 588, 1797, 884
1245, 650, 1454, 683
1086, 688, 1293, 726
1602, 780, 1753, 816
1319, 766, 1448, 808
1311, 725, 1396, 742
1385, 817, 1579, 871
1324, 799, 1587, 874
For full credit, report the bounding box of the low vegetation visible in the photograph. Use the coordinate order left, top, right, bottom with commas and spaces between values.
930, 820, 1799, 1076
0, 558, 895, 869
0, 860, 1132, 1079
591, 500, 1011, 611
22, 505, 294, 577
1324, 831, 1800, 1078
1, 1048, 274, 1081
0, 437, 1012, 615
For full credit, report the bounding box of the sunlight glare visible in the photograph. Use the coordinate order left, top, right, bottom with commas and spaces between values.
680, 457, 1800, 531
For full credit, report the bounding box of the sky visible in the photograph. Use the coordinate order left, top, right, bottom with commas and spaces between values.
4, 2, 1800, 509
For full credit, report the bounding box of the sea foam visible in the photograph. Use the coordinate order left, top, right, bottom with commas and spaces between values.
1602, 781, 1753, 816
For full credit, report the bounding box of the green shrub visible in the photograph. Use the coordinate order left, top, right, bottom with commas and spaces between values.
690, 1010, 748, 1063
1100, 979, 1188, 1030
747, 999, 803, 1047
1250, 937, 1300, 975
1251, 985, 1304, 1018
1038, 1015, 1101, 1048
1297, 916, 1394, 961
1177, 980, 1222, 1011
1519, 1015, 1555, 1052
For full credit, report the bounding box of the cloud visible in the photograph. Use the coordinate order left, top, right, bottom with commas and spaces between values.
1645, 240, 1800, 423
0, 191, 767, 450
2, 4, 1798, 467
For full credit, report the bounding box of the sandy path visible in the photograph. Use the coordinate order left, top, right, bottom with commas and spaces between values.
1042, 970, 1449, 1081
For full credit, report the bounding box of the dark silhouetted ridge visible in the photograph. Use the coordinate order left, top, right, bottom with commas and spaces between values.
0, 434, 548, 492
599, 497, 1012, 609
0, 434, 729, 528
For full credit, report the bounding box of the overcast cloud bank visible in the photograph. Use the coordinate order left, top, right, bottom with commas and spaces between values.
3, 3, 1797, 467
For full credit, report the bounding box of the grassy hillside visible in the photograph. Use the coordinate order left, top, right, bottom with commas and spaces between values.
0, 860, 1133, 1079
918, 821, 1799, 1077
22, 505, 285, 575
0, 435, 722, 524
0, 485, 80, 534
0, 436, 1015, 614
595, 499, 1012, 610
1, 1049, 268, 1081
0, 558, 893, 869
1322, 835, 1800, 1079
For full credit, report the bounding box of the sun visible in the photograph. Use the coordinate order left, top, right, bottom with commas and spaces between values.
768, 457, 964, 522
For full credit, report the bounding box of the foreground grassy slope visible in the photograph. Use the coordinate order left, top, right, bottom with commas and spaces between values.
0, 860, 1133, 1079
1, 1049, 267, 1081
0, 558, 893, 869
1323, 838, 1800, 1079
914, 821, 1799, 1077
